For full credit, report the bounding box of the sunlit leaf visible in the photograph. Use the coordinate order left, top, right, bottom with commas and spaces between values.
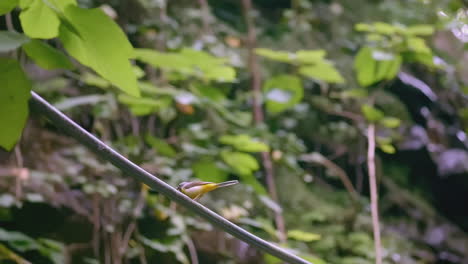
59, 5, 139, 96
145, 134, 177, 157
287, 230, 321, 242
0, 0, 17, 15
373, 22, 396, 35
295, 50, 326, 64
118, 94, 171, 116
263, 75, 303, 113
19, 0, 60, 39
407, 37, 431, 54
255, 48, 294, 63
220, 134, 269, 152
354, 46, 376, 87
299, 62, 345, 83
0, 31, 29, 52
192, 159, 228, 182
22, 39, 74, 70
379, 143, 396, 154
406, 24, 434, 36
361, 104, 384, 122
221, 150, 259, 175
380, 117, 401, 128
0, 59, 31, 151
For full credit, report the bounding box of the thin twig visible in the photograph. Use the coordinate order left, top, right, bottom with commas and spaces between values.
185, 236, 199, 264
367, 124, 382, 264
241, 0, 286, 243
92, 194, 101, 259
5, 13, 14, 31
14, 145, 23, 199
197, 0, 212, 35
120, 185, 147, 255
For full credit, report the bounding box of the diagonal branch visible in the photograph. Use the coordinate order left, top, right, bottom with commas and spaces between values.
29, 91, 311, 264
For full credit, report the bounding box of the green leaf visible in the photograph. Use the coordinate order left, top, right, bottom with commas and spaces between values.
135, 48, 235, 82
219, 134, 269, 152
192, 160, 228, 182
0, 227, 39, 252
379, 144, 396, 154
0, 31, 30, 52
18, 0, 33, 8
0, 59, 31, 151
295, 50, 326, 64
47, 0, 77, 12
287, 230, 321, 242
255, 48, 294, 63
22, 39, 73, 70
355, 23, 372, 32
59, 6, 139, 96
361, 104, 384, 122
406, 24, 434, 36
0, 0, 18, 15
354, 46, 376, 87
19, 0, 60, 39
202, 65, 236, 82
221, 150, 259, 175
118, 94, 171, 116
299, 62, 345, 83
341, 88, 368, 99
407, 37, 431, 54
373, 22, 396, 35
263, 74, 303, 113
380, 117, 401, 128
384, 54, 402, 80
81, 72, 111, 88
145, 134, 177, 157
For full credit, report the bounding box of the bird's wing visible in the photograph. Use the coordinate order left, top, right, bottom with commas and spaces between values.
183, 181, 213, 189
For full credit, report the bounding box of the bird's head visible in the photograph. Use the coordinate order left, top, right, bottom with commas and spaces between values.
177, 181, 189, 191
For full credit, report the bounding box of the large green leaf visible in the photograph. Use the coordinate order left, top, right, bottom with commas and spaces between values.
361, 104, 384, 122
406, 37, 431, 54
0, 59, 31, 151
406, 24, 434, 36
192, 159, 228, 182
134, 48, 235, 82
296, 50, 326, 64
263, 75, 303, 113
255, 48, 294, 63
287, 230, 321, 242
118, 94, 171, 116
19, 0, 60, 39
299, 62, 345, 83
219, 134, 269, 152
59, 6, 139, 96
0, 0, 17, 15
22, 39, 73, 70
145, 134, 177, 157
354, 46, 376, 87
48, 0, 77, 12
221, 150, 259, 175
0, 31, 30, 52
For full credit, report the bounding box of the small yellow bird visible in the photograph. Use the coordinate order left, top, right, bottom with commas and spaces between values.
177, 180, 239, 201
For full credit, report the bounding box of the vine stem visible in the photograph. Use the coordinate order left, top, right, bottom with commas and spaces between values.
241, 0, 287, 243
367, 124, 382, 264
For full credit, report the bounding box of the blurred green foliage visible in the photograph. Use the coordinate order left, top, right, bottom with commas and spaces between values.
1, 0, 468, 263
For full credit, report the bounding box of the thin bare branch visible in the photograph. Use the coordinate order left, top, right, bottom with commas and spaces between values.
241, 0, 287, 243
367, 124, 382, 264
